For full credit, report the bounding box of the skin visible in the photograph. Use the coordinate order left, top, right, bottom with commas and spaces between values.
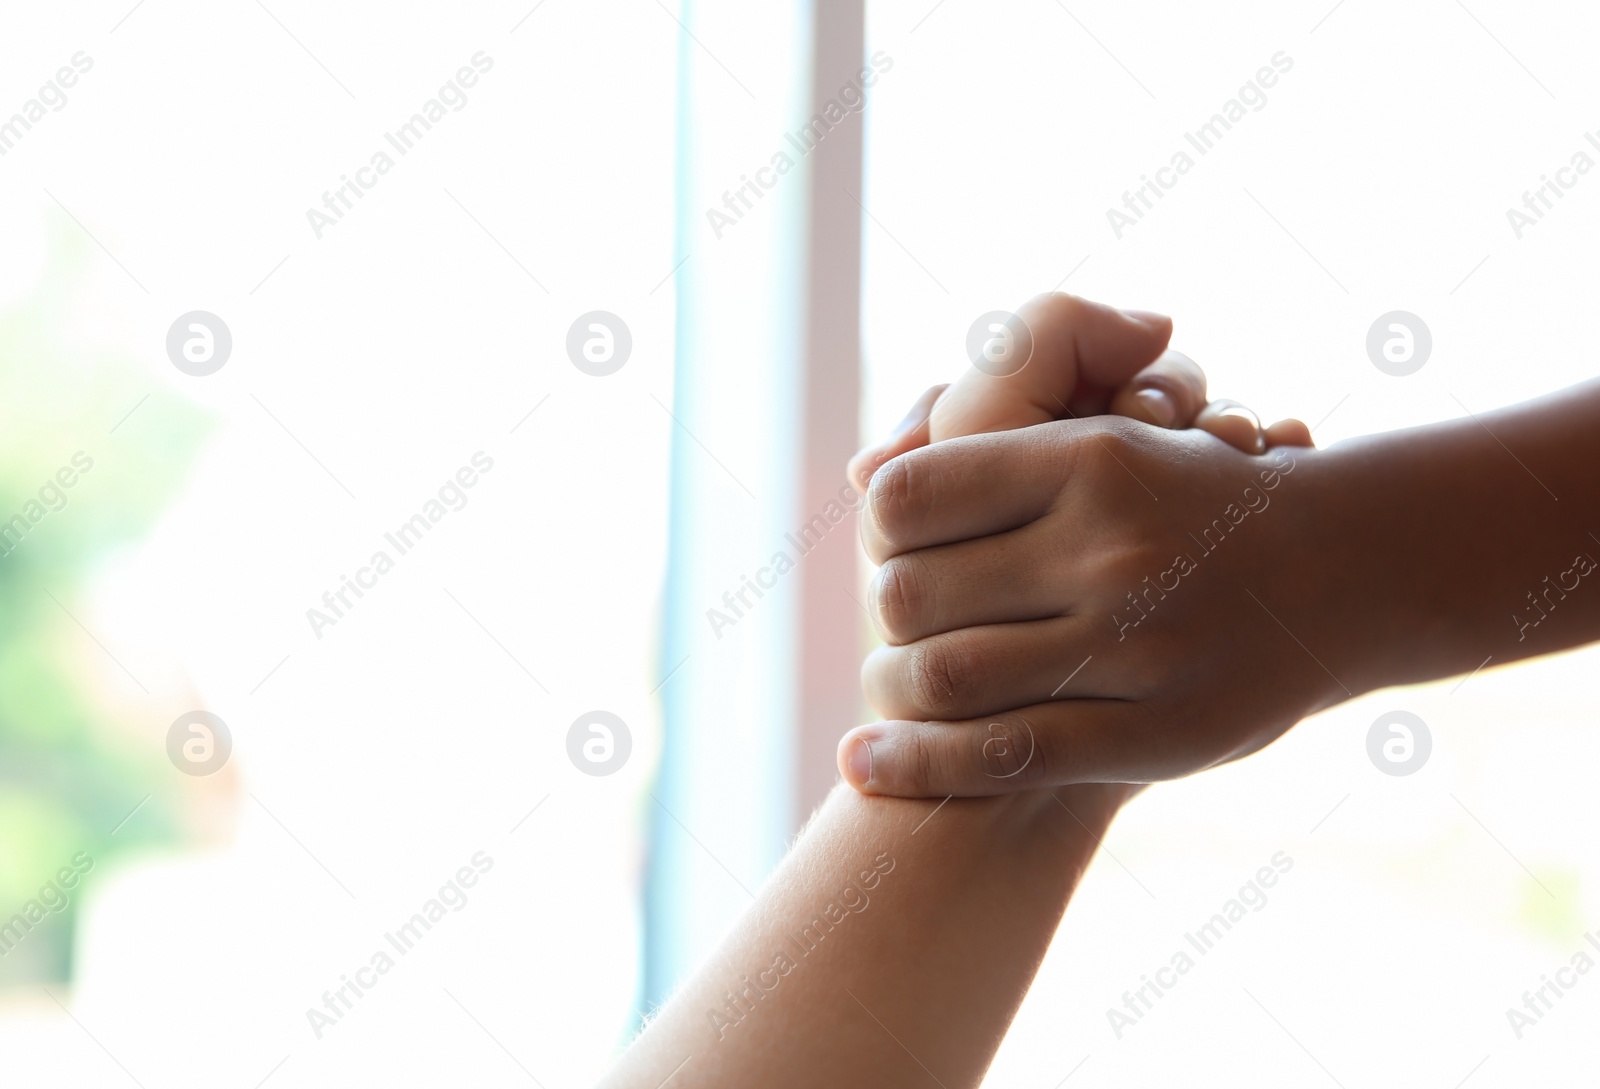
839, 374, 1600, 796
606, 293, 1250, 1085
847, 294, 1310, 498
599, 783, 1133, 1089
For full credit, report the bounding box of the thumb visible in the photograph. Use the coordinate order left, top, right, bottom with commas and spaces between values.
837, 701, 1162, 798
929, 294, 1172, 442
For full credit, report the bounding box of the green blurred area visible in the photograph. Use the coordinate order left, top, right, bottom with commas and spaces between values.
0, 217, 212, 984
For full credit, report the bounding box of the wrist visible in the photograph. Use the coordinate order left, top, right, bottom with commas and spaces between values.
1282, 426, 1515, 700
1007, 784, 1128, 858
1264, 441, 1397, 705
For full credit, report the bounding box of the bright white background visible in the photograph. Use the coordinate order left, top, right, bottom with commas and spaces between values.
1, 1, 678, 1085
861, 1, 1600, 1086
0, 1, 1597, 1086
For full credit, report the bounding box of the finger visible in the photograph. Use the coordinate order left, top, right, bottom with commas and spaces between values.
929, 294, 1172, 441
860, 425, 1068, 564
871, 523, 1070, 645
846, 384, 948, 494
837, 699, 1168, 798
1264, 417, 1314, 448
862, 616, 1096, 722
1105, 350, 1209, 431
1194, 399, 1265, 454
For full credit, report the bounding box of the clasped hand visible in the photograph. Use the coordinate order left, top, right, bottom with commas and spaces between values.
839, 293, 1332, 797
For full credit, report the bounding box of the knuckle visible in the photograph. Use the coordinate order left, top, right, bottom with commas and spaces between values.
904, 639, 973, 718
1030, 291, 1087, 324
866, 456, 921, 552
1021, 716, 1060, 787
1073, 420, 1157, 503
870, 454, 921, 546
973, 711, 1050, 786
1014, 712, 1058, 787
873, 555, 932, 644
902, 728, 943, 794
1086, 417, 1137, 461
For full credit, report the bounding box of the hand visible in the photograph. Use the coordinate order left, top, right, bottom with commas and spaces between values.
837, 414, 1343, 796
848, 293, 1310, 495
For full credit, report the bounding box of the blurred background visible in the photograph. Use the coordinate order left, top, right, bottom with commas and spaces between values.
1, 0, 1597, 1085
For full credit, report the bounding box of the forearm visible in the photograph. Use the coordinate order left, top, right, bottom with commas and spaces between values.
603, 783, 1128, 1088
1295, 378, 1600, 697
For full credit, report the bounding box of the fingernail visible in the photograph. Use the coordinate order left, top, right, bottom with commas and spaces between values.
1120, 308, 1170, 330
1216, 402, 1262, 425
844, 735, 874, 787
1215, 402, 1266, 453
890, 401, 929, 440
1133, 387, 1178, 427
892, 384, 947, 439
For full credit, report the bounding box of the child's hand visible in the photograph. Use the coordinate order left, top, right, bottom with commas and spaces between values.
847, 293, 1309, 495
835, 292, 1323, 796
838, 409, 1336, 797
